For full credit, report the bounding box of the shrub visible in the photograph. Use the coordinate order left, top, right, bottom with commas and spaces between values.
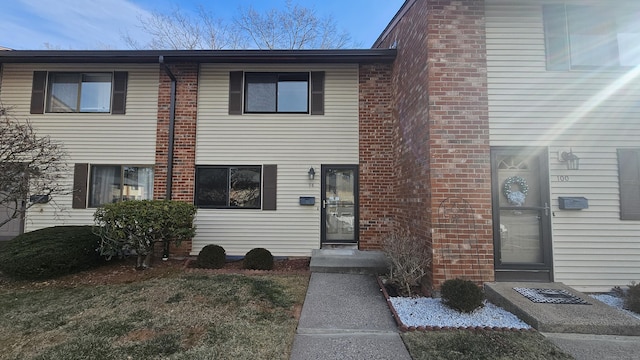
382, 231, 431, 296
196, 244, 226, 269
94, 200, 196, 269
243, 248, 274, 270
441, 278, 484, 313
623, 282, 640, 314
0, 226, 103, 280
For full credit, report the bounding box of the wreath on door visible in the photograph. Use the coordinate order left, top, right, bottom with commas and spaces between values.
502, 176, 528, 206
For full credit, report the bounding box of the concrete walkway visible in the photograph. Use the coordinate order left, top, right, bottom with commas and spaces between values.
543, 332, 640, 360
289, 273, 411, 360
486, 281, 640, 359
294, 250, 640, 359
485, 282, 640, 335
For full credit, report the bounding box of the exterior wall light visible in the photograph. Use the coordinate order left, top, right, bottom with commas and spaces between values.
308, 167, 315, 180
560, 149, 580, 170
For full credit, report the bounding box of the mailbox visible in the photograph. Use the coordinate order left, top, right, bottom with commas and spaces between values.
558, 197, 588, 210
30, 194, 51, 204
299, 196, 315, 206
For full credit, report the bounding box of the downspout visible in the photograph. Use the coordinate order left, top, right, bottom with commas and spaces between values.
160, 55, 177, 260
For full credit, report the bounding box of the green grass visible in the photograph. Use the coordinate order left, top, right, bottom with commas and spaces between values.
402, 330, 574, 360
0, 272, 308, 360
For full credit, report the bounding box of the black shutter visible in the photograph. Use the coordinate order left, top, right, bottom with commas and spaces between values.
543, 5, 570, 71
30, 71, 47, 114
310, 71, 325, 115
618, 149, 640, 220
72, 163, 89, 209
262, 165, 277, 211
111, 72, 128, 114
229, 71, 243, 115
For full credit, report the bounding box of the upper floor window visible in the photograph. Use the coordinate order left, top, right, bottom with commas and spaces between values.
245, 72, 309, 113
47, 73, 112, 113
543, 4, 640, 70
30, 71, 128, 115
228, 71, 324, 115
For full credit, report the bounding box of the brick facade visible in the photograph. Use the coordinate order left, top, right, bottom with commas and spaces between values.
358, 63, 396, 250
154, 63, 199, 257
377, 0, 494, 288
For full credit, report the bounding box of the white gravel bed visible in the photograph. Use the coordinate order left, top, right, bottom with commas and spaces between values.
590, 294, 640, 320
389, 297, 531, 329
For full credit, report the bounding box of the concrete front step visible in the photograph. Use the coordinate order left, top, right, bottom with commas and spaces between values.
309, 249, 389, 275
485, 282, 640, 336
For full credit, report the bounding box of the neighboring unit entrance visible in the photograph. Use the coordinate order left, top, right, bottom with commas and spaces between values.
0, 194, 23, 241
321, 165, 359, 246
491, 148, 553, 281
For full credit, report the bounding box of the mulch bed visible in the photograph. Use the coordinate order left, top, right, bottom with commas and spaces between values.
185, 257, 310, 275
0, 256, 310, 289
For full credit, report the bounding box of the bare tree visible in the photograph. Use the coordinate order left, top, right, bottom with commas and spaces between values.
0, 105, 69, 229
123, 5, 235, 50
234, 0, 352, 49
123, 1, 354, 50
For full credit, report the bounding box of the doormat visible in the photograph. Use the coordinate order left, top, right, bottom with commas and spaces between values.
513, 287, 590, 305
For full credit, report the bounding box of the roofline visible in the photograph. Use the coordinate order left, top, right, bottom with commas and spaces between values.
0, 49, 396, 64
372, 0, 415, 48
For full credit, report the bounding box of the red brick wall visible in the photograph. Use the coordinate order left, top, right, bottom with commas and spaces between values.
154, 63, 199, 257
377, 0, 494, 288
359, 63, 396, 250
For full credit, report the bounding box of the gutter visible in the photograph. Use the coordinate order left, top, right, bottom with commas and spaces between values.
159, 55, 177, 260
0, 49, 396, 64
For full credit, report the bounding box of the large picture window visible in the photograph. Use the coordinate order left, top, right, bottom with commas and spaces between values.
89, 165, 153, 207
543, 4, 640, 70
196, 166, 261, 209
46, 72, 113, 113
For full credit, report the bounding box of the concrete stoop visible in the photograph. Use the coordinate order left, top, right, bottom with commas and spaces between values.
309, 249, 389, 275
485, 282, 640, 336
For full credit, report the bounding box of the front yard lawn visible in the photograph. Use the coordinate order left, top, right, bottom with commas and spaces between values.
402, 330, 574, 360
0, 267, 308, 360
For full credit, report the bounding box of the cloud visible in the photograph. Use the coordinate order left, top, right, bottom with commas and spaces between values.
1, 0, 153, 49
0, 0, 406, 50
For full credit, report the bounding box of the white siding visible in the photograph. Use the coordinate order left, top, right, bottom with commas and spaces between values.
0, 63, 159, 231
486, 0, 640, 291
194, 64, 359, 257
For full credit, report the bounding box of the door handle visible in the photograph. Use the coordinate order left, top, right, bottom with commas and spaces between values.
544, 202, 550, 216
322, 200, 326, 209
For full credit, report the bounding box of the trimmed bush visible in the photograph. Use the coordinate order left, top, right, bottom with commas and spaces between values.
624, 282, 640, 314
0, 226, 103, 280
94, 200, 196, 269
196, 244, 226, 269
243, 248, 274, 270
441, 278, 484, 313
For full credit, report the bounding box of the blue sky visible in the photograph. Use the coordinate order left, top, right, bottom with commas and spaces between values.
0, 0, 405, 50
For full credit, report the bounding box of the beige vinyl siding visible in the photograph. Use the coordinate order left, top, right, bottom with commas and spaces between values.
0, 63, 159, 231
195, 64, 359, 257
486, 0, 640, 291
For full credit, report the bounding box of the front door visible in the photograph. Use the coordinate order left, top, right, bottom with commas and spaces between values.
491, 148, 553, 281
321, 165, 358, 246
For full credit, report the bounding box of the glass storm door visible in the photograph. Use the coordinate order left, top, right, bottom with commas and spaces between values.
491, 148, 553, 282
321, 165, 358, 245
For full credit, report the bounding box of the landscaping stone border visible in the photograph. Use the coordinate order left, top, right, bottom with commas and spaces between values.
376, 277, 536, 333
